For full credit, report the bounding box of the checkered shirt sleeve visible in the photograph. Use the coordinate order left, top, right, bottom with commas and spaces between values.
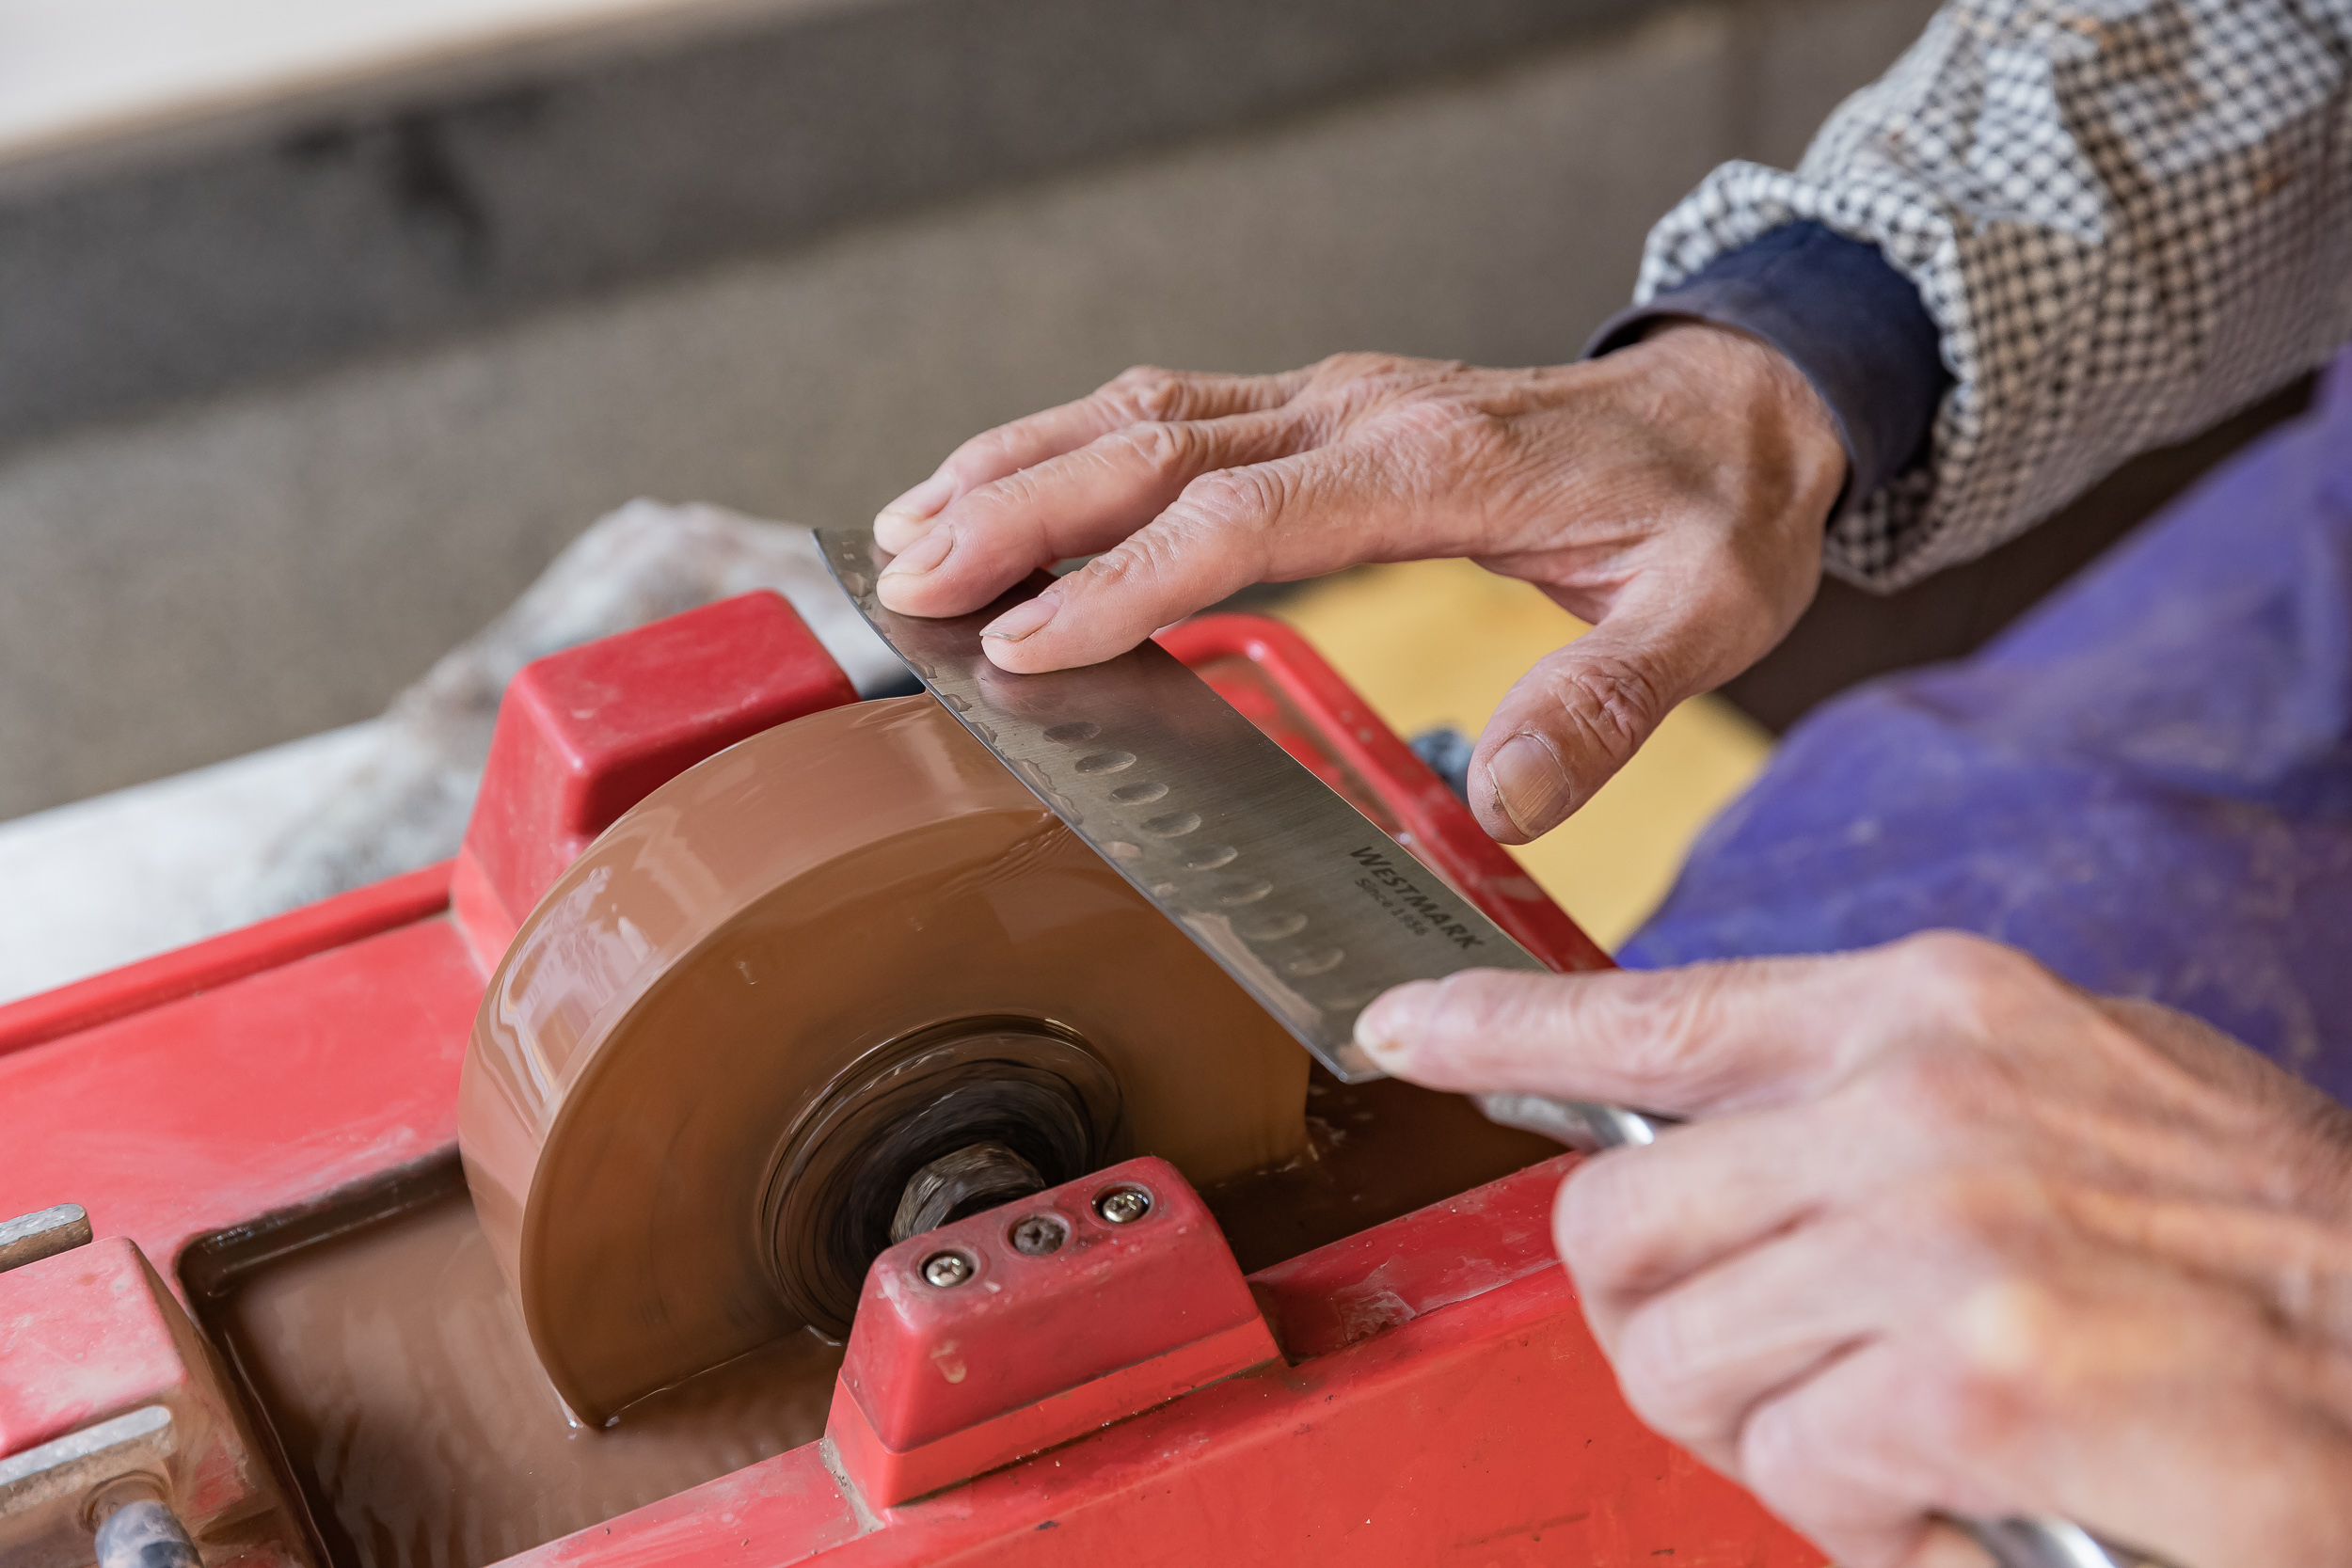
1639, 0, 2352, 590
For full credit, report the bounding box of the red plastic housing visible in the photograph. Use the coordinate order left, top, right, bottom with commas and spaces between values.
0, 1239, 282, 1550
827, 1157, 1280, 1507
0, 593, 1819, 1567
451, 589, 858, 957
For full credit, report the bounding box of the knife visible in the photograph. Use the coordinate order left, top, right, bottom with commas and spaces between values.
818, 521, 2171, 1568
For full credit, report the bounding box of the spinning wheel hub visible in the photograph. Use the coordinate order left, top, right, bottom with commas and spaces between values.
761, 1018, 1120, 1337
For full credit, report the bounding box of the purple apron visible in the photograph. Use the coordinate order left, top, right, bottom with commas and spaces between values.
1624, 350, 2352, 1104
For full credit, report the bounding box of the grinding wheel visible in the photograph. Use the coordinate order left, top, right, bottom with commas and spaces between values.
459, 696, 1310, 1424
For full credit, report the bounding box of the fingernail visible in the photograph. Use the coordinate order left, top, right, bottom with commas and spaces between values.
878, 471, 953, 525
878, 526, 953, 578
981, 591, 1059, 643
1486, 734, 1574, 839
1352, 982, 1430, 1068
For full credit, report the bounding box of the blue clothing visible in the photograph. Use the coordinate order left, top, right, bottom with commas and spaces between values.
1587, 221, 1948, 517
1622, 351, 2352, 1104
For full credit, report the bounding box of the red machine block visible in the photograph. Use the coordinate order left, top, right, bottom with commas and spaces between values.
452, 590, 858, 955
827, 1157, 1280, 1507
0, 1238, 281, 1565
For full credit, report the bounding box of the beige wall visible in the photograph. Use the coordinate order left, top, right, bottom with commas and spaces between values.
0, 0, 1937, 818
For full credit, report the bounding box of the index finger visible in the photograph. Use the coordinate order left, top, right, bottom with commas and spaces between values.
1353, 955, 1903, 1118
874, 367, 1308, 548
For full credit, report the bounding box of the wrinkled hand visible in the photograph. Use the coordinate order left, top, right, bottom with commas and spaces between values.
1356, 933, 2352, 1567
871, 326, 1843, 842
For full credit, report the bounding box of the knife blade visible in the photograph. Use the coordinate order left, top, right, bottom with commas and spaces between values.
818, 522, 1589, 1086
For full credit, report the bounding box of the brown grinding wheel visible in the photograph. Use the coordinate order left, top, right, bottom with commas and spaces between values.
458, 696, 1311, 1424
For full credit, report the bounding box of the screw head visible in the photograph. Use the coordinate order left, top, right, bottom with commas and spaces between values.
1094, 1185, 1152, 1225
920, 1250, 973, 1288
1009, 1213, 1067, 1256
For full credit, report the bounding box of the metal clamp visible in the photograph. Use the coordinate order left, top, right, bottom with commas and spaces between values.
0, 1204, 91, 1274
1475, 1095, 2179, 1568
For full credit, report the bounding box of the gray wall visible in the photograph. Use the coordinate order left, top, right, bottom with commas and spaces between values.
0, 0, 1937, 819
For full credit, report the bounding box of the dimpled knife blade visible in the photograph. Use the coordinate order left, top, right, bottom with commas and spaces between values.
817, 523, 1560, 1085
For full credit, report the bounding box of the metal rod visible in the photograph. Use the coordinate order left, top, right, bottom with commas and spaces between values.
93, 1494, 201, 1568
0, 1203, 91, 1274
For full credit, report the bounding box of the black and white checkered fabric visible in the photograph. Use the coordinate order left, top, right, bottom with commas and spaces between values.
1640, 0, 2352, 590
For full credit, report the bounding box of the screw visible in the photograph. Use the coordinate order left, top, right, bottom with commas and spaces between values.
1009, 1213, 1067, 1256
921, 1251, 973, 1288
1095, 1186, 1152, 1225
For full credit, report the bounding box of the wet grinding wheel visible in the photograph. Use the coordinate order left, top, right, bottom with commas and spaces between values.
458, 696, 1310, 1423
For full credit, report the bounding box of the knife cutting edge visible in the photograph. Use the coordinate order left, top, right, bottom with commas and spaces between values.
816, 520, 2171, 1568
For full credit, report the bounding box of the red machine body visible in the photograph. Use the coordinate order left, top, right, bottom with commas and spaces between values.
0, 591, 1816, 1566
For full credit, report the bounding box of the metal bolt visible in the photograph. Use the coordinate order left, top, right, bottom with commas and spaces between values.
1009, 1213, 1066, 1256
1094, 1186, 1152, 1225
921, 1251, 973, 1288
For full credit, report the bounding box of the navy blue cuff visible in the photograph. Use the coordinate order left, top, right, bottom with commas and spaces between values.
1586, 222, 1947, 513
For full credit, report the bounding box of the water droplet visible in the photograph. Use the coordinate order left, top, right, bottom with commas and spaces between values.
1043, 721, 1101, 744
1142, 811, 1202, 838
1110, 780, 1169, 805
1282, 947, 1346, 976
1074, 750, 1136, 775
1239, 911, 1309, 942
1213, 878, 1273, 905
1180, 844, 1239, 871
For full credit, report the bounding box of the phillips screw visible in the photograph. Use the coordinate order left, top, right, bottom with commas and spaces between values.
921, 1251, 973, 1288
1095, 1186, 1152, 1225
1009, 1214, 1067, 1256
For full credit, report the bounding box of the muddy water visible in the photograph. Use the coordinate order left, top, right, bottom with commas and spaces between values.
219, 1192, 842, 1568
219, 1072, 1556, 1568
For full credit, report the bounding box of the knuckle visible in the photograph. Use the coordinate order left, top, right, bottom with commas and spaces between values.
1175, 465, 1285, 532
1914, 1298, 2054, 1457
1610, 1309, 1715, 1437
948, 426, 1025, 482
1596, 965, 1749, 1100
1883, 931, 2053, 1033
953, 465, 1049, 529
1541, 654, 1666, 775
1102, 365, 1190, 421
1550, 1157, 1645, 1275
1109, 419, 1199, 478
1733, 1394, 1829, 1502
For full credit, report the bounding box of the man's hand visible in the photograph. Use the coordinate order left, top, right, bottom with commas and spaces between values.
1357, 934, 2352, 1567
871, 326, 1844, 842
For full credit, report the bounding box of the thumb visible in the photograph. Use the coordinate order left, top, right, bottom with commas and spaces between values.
1469, 615, 1696, 844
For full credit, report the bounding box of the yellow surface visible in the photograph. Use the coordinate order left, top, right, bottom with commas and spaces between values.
1273, 559, 1773, 952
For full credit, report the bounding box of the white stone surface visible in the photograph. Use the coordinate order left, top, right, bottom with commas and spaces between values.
0, 498, 904, 1006
0, 722, 383, 1003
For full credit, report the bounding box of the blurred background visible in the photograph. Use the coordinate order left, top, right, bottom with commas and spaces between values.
0, 0, 2306, 995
